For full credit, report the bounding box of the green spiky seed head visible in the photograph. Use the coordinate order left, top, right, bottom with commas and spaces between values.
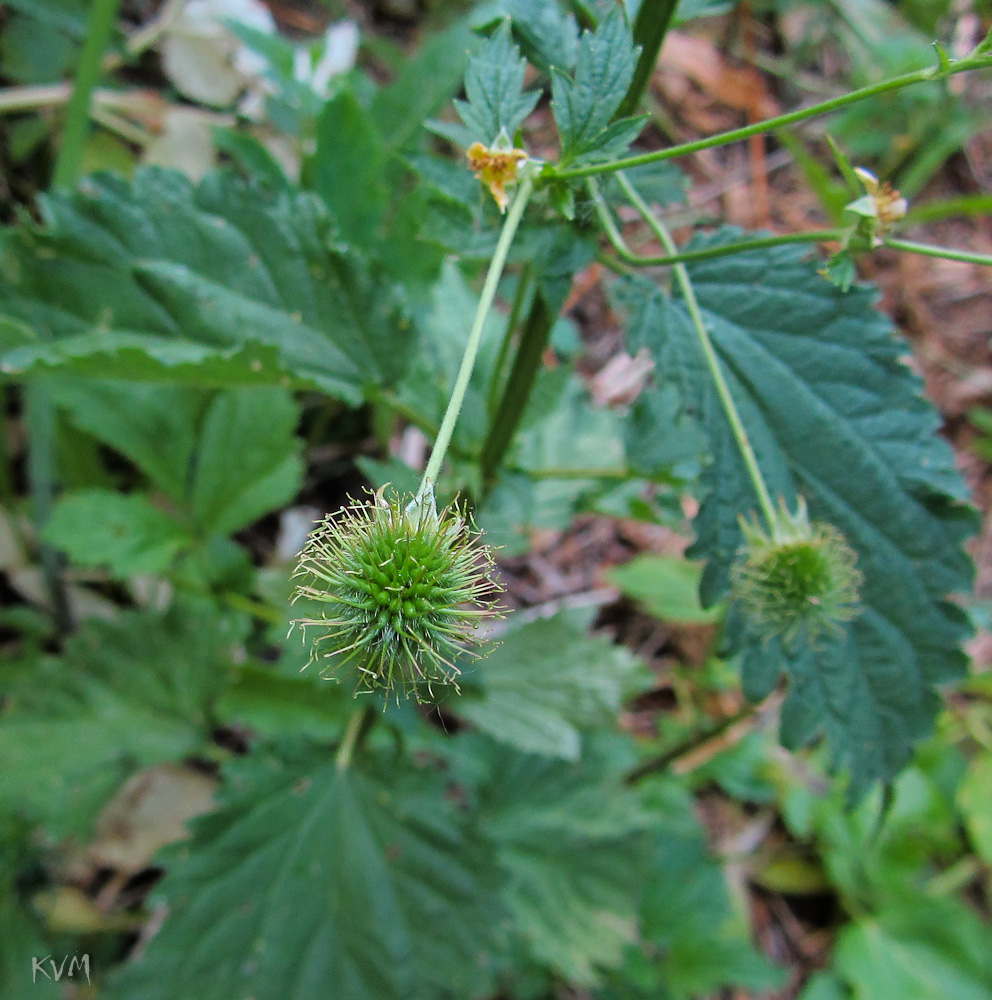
730, 498, 862, 643
291, 487, 501, 700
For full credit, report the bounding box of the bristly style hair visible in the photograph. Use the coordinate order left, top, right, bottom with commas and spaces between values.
291, 487, 502, 701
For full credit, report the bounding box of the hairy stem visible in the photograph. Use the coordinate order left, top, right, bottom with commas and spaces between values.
588, 180, 846, 266
550, 49, 992, 181
53, 0, 123, 188
617, 172, 777, 529
419, 174, 535, 497
883, 237, 992, 267
616, 0, 681, 119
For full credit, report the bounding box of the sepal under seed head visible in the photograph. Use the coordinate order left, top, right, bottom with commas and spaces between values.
291, 487, 502, 701
730, 497, 862, 643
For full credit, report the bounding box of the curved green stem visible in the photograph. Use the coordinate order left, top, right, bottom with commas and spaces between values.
418, 174, 534, 497
550, 49, 992, 182
589, 182, 845, 266
54, 0, 123, 188
617, 172, 777, 530
883, 238, 992, 267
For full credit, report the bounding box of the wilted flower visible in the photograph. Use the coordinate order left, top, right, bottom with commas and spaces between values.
850, 167, 908, 231
467, 132, 529, 212
731, 498, 862, 644
292, 488, 501, 700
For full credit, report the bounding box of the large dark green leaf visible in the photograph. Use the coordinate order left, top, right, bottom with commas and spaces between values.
47, 382, 303, 537
598, 781, 781, 1000
314, 92, 388, 247
0, 604, 244, 837
834, 899, 992, 1000
106, 744, 503, 1000
0, 169, 411, 398
501, 0, 580, 74
622, 232, 976, 793
457, 611, 644, 760
44, 489, 189, 576
467, 737, 650, 984
45, 379, 200, 502
189, 386, 304, 535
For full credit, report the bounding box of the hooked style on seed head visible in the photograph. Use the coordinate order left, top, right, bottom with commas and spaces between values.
730, 497, 863, 645
290, 487, 502, 702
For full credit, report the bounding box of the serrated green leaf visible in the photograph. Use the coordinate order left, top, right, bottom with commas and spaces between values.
469, 737, 650, 984
190, 387, 303, 535
476, 375, 627, 553
48, 379, 201, 504
834, 900, 992, 1000
621, 232, 976, 793
49, 381, 303, 536
454, 21, 540, 146
0, 333, 297, 387
0, 169, 411, 400
474, 370, 627, 552
106, 744, 502, 1000
44, 489, 189, 576
0, 605, 243, 837
457, 611, 644, 760
314, 92, 388, 246
622, 383, 705, 479
502, 0, 580, 73
551, 8, 644, 164
515, 375, 626, 475
600, 780, 781, 1000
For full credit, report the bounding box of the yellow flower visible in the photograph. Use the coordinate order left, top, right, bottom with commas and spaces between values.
467, 140, 528, 212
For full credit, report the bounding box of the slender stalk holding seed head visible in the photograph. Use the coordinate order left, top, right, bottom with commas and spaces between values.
615, 172, 778, 530
419, 173, 535, 497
